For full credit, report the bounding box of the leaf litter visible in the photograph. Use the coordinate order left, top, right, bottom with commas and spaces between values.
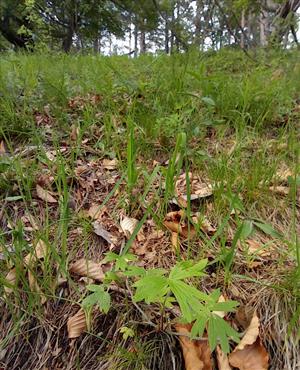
0, 89, 299, 370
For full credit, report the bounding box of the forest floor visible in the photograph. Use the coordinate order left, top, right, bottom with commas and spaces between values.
0, 50, 299, 370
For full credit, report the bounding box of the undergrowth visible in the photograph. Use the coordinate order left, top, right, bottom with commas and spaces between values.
0, 49, 299, 370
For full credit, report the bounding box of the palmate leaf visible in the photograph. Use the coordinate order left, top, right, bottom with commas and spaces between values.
190, 313, 208, 339
168, 280, 206, 322
82, 285, 111, 313
169, 259, 208, 280
208, 314, 240, 353
207, 289, 239, 313
133, 270, 169, 304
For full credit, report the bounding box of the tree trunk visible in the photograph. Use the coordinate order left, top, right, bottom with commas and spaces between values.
93, 37, 99, 53
195, 0, 202, 48
140, 20, 146, 54
134, 18, 138, 57
62, 22, 74, 52
240, 9, 245, 49
165, 17, 169, 54
259, 10, 268, 46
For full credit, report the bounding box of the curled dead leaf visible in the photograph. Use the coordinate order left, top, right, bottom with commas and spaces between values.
216, 346, 232, 370
36, 184, 57, 203
28, 271, 47, 304
102, 158, 118, 170
229, 312, 269, 370
175, 172, 213, 207
175, 323, 212, 370
171, 232, 180, 252
67, 308, 87, 339
70, 124, 79, 141
274, 168, 292, 184
213, 294, 226, 318
229, 338, 269, 370
120, 216, 138, 237
0, 140, 6, 155
24, 239, 48, 266
235, 312, 259, 350
269, 185, 289, 196
87, 204, 103, 220
164, 211, 196, 239
69, 259, 104, 281
4, 268, 17, 295
93, 221, 117, 245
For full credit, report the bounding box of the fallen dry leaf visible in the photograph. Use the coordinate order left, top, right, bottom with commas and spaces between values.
274, 168, 292, 184
235, 312, 259, 350
175, 323, 212, 370
120, 216, 138, 237
216, 346, 232, 370
4, 268, 17, 294
175, 172, 213, 207
213, 295, 226, 318
238, 239, 271, 258
229, 338, 269, 370
28, 271, 47, 304
70, 124, 79, 141
229, 312, 269, 370
93, 221, 117, 245
171, 232, 180, 252
24, 239, 48, 266
36, 184, 57, 203
269, 185, 289, 196
67, 308, 87, 339
87, 204, 103, 220
164, 211, 196, 239
69, 259, 105, 281
245, 240, 271, 257
0, 140, 6, 155
102, 158, 118, 170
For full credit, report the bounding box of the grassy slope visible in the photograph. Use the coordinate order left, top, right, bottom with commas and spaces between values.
0, 49, 299, 369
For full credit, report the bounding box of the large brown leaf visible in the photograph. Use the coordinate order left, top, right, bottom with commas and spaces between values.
229, 338, 269, 370
229, 312, 269, 370
175, 323, 212, 370
216, 346, 232, 370
36, 184, 57, 203
4, 268, 17, 295
67, 308, 87, 339
24, 239, 48, 266
69, 258, 105, 281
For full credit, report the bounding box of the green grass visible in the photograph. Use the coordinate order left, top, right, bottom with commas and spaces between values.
0, 49, 299, 369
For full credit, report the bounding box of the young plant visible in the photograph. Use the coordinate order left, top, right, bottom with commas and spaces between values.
133, 259, 239, 353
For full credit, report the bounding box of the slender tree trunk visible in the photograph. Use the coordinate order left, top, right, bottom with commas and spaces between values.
175, 1, 180, 51
259, 10, 268, 46
134, 17, 138, 57
62, 25, 74, 52
165, 17, 169, 54
195, 0, 202, 48
93, 37, 99, 53
170, 6, 175, 53
240, 9, 245, 49
140, 19, 146, 54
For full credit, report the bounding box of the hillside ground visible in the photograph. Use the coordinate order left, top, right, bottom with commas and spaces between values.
0, 49, 299, 369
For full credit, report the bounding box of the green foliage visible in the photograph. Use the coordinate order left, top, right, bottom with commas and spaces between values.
133, 259, 239, 352
82, 284, 111, 313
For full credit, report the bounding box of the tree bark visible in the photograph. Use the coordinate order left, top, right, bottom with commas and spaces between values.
140, 19, 146, 54
240, 9, 245, 49
134, 16, 138, 57
165, 17, 169, 54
